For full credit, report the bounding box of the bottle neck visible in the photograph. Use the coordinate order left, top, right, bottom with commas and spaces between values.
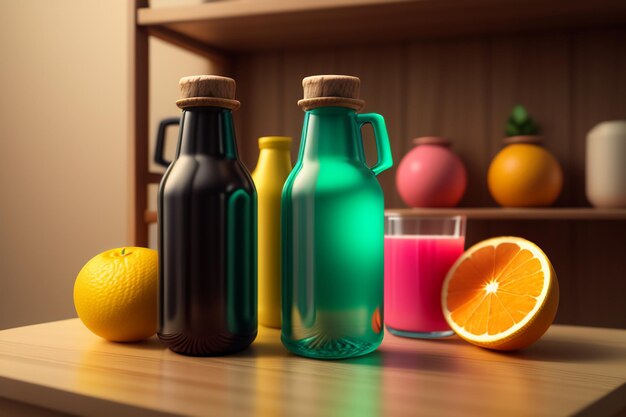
256, 147, 292, 173
301, 107, 364, 162
177, 107, 238, 159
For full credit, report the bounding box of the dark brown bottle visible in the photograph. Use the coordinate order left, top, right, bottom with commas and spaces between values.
157, 75, 257, 356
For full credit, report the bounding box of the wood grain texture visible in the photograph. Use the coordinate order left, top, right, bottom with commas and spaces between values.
569, 28, 626, 328
298, 74, 365, 111
0, 319, 625, 417
176, 75, 240, 110
384, 208, 626, 220
235, 52, 285, 171
147, 172, 162, 184
0, 397, 76, 417
572, 28, 626, 206
571, 221, 626, 328
144, 210, 157, 224
146, 208, 626, 225
136, 0, 626, 51
488, 33, 572, 205
405, 38, 490, 206
301, 74, 360, 98
146, 26, 233, 74
129, 0, 150, 247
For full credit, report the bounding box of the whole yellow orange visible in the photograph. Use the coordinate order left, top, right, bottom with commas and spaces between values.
488, 143, 562, 207
74, 247, 158, 342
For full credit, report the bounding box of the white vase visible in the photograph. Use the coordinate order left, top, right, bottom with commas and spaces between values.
586, 121, 626, 208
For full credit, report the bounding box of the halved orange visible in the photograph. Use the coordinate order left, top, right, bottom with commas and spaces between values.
442, 236, 559, 351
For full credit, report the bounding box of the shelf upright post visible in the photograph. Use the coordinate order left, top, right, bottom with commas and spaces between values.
129, 0, 150, 246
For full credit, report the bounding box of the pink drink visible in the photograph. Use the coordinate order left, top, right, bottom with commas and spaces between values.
385, 235, 464, 333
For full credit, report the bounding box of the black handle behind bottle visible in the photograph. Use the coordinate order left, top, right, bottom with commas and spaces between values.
157, 75, 257, 356
154, 117, 180, 168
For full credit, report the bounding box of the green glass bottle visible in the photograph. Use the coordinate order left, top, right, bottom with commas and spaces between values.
281, 75, 393, 359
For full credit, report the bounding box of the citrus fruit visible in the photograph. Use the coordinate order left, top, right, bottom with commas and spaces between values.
74, 247, 158, 342
487, 143, 563, 207
441, 236, 559, 351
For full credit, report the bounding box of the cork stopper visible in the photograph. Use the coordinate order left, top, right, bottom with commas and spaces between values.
176, 75, 240, 110
413, 136, 452, 147
297, 75, 365, 111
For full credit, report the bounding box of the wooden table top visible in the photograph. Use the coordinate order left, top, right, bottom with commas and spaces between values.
0, 319, 624, 417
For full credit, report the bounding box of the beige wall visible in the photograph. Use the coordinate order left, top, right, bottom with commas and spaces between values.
0, 1, 209, 329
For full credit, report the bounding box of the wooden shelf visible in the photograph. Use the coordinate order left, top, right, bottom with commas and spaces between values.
131, 2, 626, 329
144, 208, 626, 224
1, 319, 625, 416
138, 0, 626, 52
145, 210, 157, 224
385, 207, 626, 220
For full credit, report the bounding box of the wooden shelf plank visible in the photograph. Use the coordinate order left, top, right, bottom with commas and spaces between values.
138, 0, 626, 52
147, 172, 162, 184
144, 210, 157, 224
145, 26, 234, 71
145, 208, 626, 224
129, 0, 150, 247
385, 207, 626, 220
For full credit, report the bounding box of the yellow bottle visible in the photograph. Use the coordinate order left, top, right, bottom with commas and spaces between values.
252, 136, 293, 328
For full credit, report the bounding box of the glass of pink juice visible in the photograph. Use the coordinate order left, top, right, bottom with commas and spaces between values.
384, 215, 466, 338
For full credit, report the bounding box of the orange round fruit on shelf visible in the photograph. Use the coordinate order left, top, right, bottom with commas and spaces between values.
487, 138, 563, 207
74, 247, 158, 342
441, 236, 559, 351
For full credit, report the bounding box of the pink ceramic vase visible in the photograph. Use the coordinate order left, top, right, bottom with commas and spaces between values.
396, 137, 467, 207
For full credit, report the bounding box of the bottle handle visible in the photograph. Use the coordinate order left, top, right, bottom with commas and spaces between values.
356, 113, 393, 176
154, 117, 181, 168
